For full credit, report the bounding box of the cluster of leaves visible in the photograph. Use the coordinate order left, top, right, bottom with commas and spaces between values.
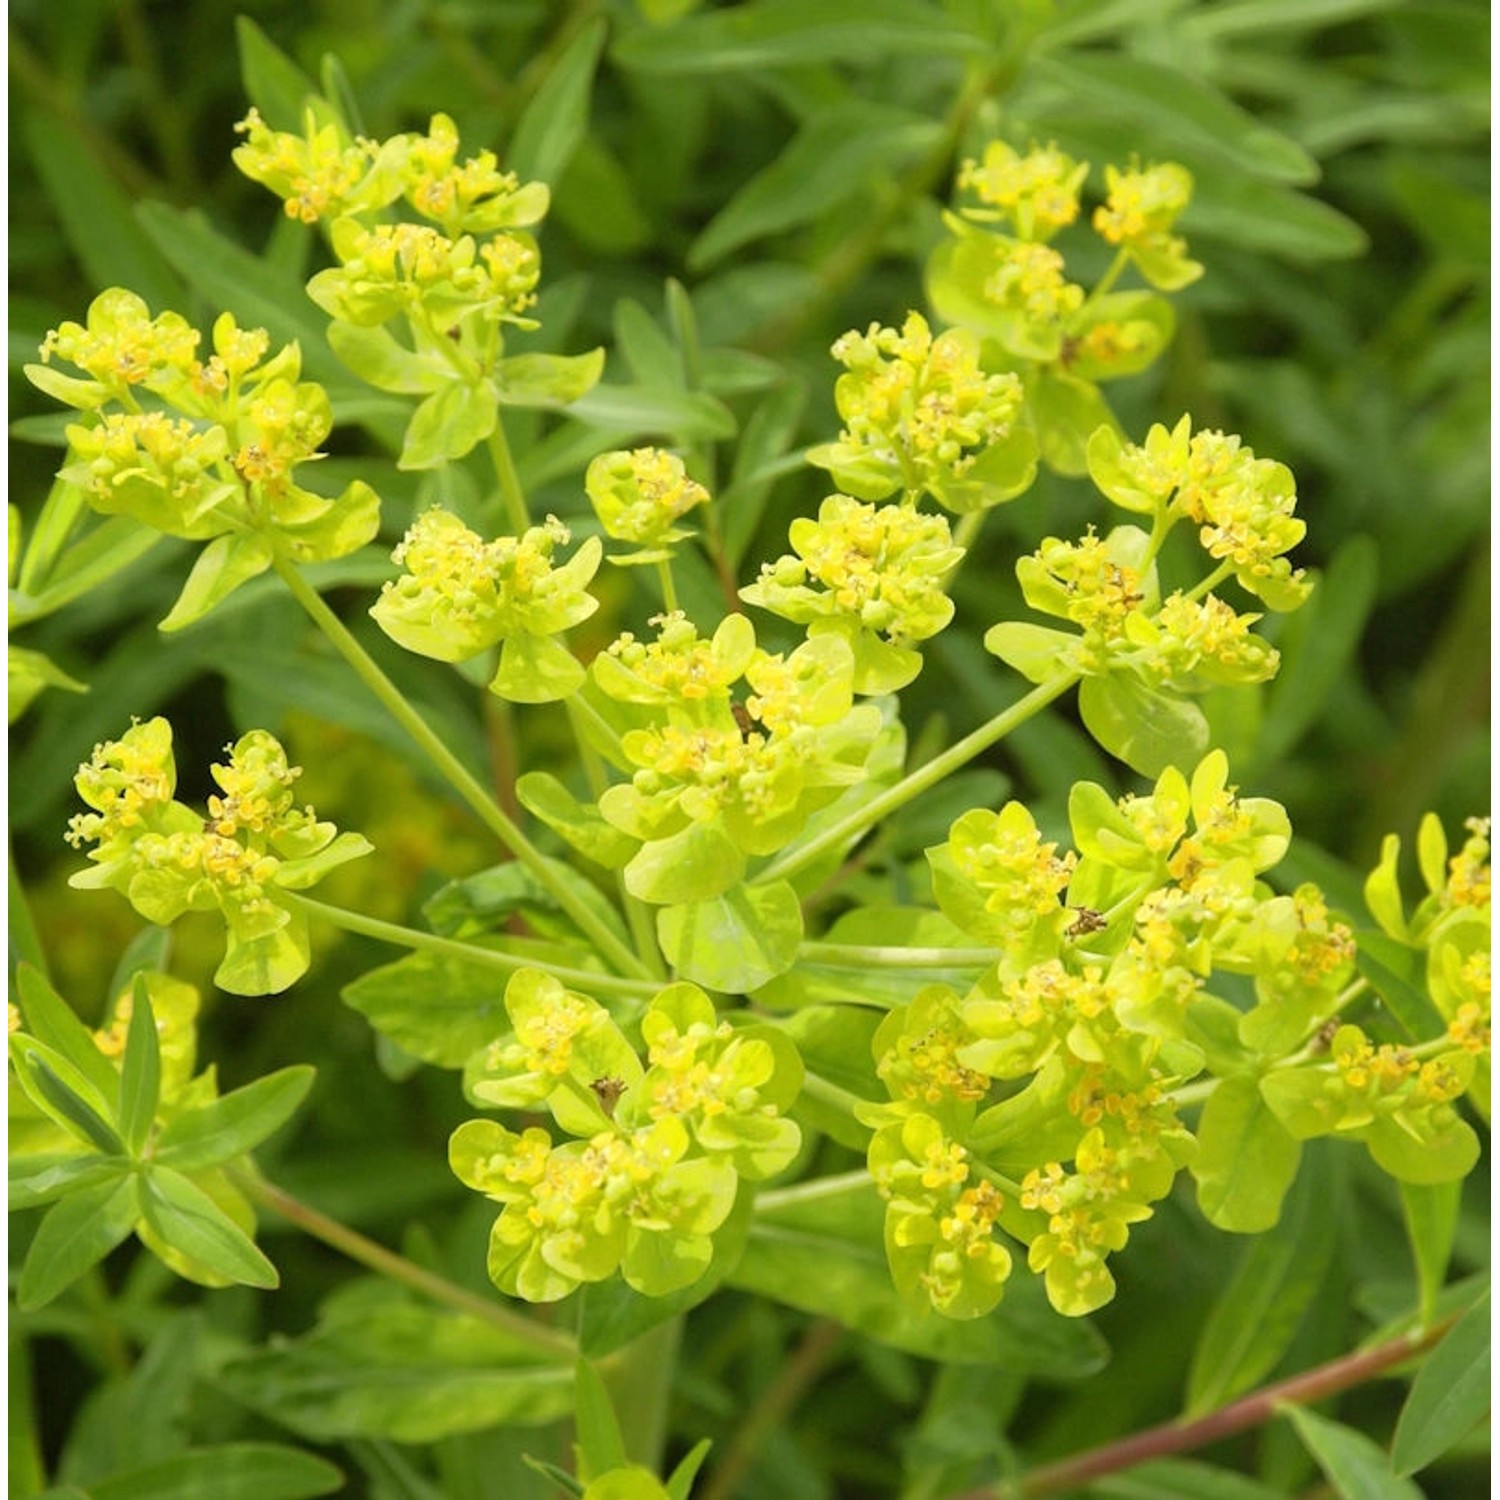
8, 5, 1489, 1500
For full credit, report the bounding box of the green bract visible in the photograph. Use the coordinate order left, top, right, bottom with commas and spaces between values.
593, 615, 884, 900
806, 311, 1037, 512
29, 295, 382, 632
64, 719, 372, 994
740, 493, 963, 693
371, 509, 601, 702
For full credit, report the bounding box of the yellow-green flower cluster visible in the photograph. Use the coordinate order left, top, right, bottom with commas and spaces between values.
1018, 1119, 1181, 1315
1260, 1024, 1478, 1185
452, 973, 800, 1302
371, 508, 601, 703
37, 288, 200, 404
1089, 415, 1309, 611
1093, 161, 1202, 290
886, 752, 1422, 1316
957, 141, 1088, 242
400, 112, 550, 235
592, 614, 884, 902
232, 107, 402, 224
31, 295, 380, 626
1364, 812, 1491, 1124
985, 242, 1086, 330
235, 108, 567, 470
585, 447, 709, 559
808, 311, 1036, 513
740, 494, 963, 693
869, 1112, 1012, 1319
309, 219, 540, 335
64, 719, 371, 995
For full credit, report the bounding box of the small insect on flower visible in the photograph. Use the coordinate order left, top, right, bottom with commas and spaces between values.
590, 1076, 628, 1118
1066, 907, 1107, 938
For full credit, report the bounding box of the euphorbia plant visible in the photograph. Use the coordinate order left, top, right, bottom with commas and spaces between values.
8, 23, 1488, 1500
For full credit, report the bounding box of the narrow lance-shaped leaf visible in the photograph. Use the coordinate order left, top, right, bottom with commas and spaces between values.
117, 974, 162, 1156
18, 1175, 139, 1310
153, 1065, 317, 1172
137, 1166, 279, 1289
1280, 1403, 1424, 1500
1391, 1288, 1491, 1478
573, 1360, 629, 1481
10, 1035, 125, 1155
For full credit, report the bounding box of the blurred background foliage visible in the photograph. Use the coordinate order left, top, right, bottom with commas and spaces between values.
8, 2, 1489, 1498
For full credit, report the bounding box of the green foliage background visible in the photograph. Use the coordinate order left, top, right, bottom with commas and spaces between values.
8, 2, 1489, 1498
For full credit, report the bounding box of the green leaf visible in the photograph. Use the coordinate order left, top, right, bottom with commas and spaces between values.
1399, 1180, 1461, 1328
516, 772, 638, 869
508, 18, 607, 186
1033, 54, 1318, 184
137, 1166, 279, 1289
326, 322, 445, 394
399, 381, 500, 470
1391, 1289, 1491, 1476
18, 1176, 139, 1310
17, 476, 89, 597
689, 103, 942, 269
656, 881, 803, 992
1280, 1403, 1424, 1500
9, 1153, 125, 1211
87, 1444, 344, 1500
573, 1360, 629, 1481
10, 1035, 125, 1155
1187, 175, 1369, 262
624, 822, 746, 905
20, 110, 183, 311
14, 517, 162, 627
568, 384, 736, 444
15, 963, 120, 1101
611, 0, 987, 73
154, 1066, 316, 1171
342, 951, 512, 1068
665, 1440, 713, 1500
1258, 537, 1378, 763
1185, 1153, 1338, 1414
577, 1185, 754, 1359
117, 976, 161, 1158
218, 1282, 573, 1442
1354, 930, 1448, 1040
158, 533, 276, 633
1084, 1458, 1289, 1500
135, 203, 361, 408
236, 16, 322, 131
494, 350, 606, 409
721, 379, 807, 568
8, 645, 86, 723
1078, 673, 1209, 777
731, 1179, 1107, 1375
1192, 1073, 1302, 1233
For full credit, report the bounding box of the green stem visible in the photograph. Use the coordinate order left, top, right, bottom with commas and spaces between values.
955, 1315, 1454, 1499
799, 942, 999, 969
1182, 559, 1235, 604
607, 1317, 683, 1472
563, 699, 665, 979
1083, 247, 1131, 308
656, 557, 680, 613
487, 418, 532, 535
699, 1317, 845, 1500
278, 891, 658, 998
232, 1169, 576, 1359
270, 553, 651, 980
754, 672, 1080, 887
756, 1169, 871, 1214
792, 1072, 875, 1146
